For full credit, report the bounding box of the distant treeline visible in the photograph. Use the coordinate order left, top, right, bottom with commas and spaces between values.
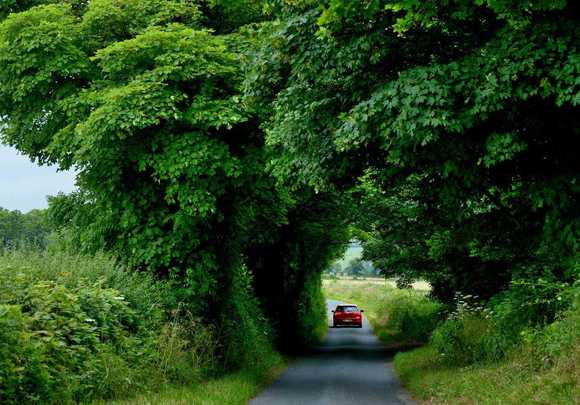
326, 258, 381, 279
0, 207, 50, 249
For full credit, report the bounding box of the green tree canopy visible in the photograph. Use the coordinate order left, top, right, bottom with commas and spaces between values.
247, 0, 580, 301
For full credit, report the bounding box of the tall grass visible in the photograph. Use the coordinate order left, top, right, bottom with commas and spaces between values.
0, 249, 172, 317
105, 368, 286, 405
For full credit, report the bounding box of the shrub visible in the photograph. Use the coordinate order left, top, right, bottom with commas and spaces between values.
296, 271, 328, 345
431, 313, 492, 365
489, 276, 572, 332
0, 305, 50, 404
520, 283, 580, 366
375, 289, 443, 344
0, 280, 162, 402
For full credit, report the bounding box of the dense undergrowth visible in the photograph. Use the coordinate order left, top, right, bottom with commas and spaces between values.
0, 249, 283, 404
396, 293, 580, 404
324, 278, 580, 404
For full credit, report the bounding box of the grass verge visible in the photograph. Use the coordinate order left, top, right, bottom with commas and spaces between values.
104, 365, 286, 405
395, 343, 579, 404
394, 286, 580, 404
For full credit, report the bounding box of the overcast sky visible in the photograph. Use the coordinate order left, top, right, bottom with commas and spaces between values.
0, 144, 76, 212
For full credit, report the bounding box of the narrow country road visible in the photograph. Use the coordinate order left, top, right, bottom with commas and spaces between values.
250, 300, 416, 405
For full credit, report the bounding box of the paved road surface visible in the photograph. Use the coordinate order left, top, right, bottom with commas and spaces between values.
250, 300, 415, 405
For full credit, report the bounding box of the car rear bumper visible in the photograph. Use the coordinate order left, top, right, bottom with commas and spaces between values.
333, 319, 362, 327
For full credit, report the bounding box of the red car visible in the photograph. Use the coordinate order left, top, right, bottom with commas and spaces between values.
332, 304, 363, 328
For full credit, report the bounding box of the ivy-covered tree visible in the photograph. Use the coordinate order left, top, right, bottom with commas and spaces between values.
0, 0, 351, 363
1, 0, 253, 305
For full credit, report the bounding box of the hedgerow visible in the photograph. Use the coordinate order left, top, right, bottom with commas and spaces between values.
0, 250, 223, 403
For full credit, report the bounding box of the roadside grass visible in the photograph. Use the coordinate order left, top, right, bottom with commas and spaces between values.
103, 365, 286, 405
322, 278, 398, 338
322, 278, 393, 315
395, 343, 579, 404
394, 283, 580, 405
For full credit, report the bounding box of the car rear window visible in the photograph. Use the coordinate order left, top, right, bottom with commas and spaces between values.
336, 305, 358, 313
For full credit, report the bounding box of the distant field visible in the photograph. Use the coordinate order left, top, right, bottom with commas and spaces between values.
322, 277, 431, 292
